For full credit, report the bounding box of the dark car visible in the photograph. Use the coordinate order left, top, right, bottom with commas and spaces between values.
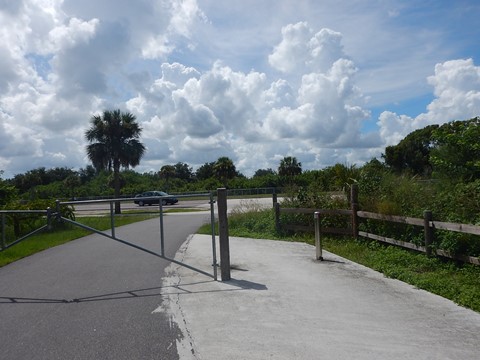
134, 191, 178, 206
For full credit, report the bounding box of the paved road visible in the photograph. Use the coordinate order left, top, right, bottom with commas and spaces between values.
70, 196, 276, 216
71, 198, 212, 216
0, 212, 211, 360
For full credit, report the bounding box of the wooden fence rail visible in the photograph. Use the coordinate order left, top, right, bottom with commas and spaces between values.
274, 185, 480, 266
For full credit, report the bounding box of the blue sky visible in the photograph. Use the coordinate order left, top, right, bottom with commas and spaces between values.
1, 0, 480, 179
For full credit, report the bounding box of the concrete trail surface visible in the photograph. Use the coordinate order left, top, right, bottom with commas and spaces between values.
159, 234, 480, 360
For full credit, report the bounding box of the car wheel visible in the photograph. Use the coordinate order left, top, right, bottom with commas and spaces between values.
138, 200, 144, 206
162, 199, 167, 205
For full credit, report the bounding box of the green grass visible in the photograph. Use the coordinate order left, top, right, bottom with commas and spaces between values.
0, 214, 155, 267
199, 208, 480, 313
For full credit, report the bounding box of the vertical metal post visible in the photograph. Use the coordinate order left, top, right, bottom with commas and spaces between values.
210, 192, 218, 281
217, 188, 231, 281
1, 213, 5, 251
159, 200, 165, 257
110, 201, 116, 239
314, 211, 323, 261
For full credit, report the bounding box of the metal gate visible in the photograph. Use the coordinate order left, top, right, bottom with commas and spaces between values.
56, 193, 219, 280
1, 209, 53, 251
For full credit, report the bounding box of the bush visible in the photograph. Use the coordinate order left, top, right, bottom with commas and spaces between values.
367, 177, 480, 256
279, 186, 350, 233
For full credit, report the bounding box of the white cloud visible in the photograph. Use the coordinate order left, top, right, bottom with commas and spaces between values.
128, 21, 373, 175
0, 1, 479, 178
173, 98, 222, 137
378, 58, 480, 146
269, 22, 346, 75
48, 17, 98, 52
422, 59, 480, 122
269, 22, 313, 73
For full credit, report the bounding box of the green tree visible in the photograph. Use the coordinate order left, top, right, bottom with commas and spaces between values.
330, 163, 360, 191
0, 171, 17, 206
12, 168, 45, 194
64, 174, 81, 199
85, 109, 146, 213
159, 165, 176, 192
174, 162, 194, 182
196, 162, 216, 181
46, 167, 77, 183
430, 117, 480, 181
278, 156, 302, 177
253, 168, 276, 177
214, 157, 236, 187
383, 125, 438, 176
78, 165, 96, 184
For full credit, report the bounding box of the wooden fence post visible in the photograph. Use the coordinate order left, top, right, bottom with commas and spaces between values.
424, 210, 433, 256
351, 184, 359, 239
274, 202, 281, 233
217, 188, 231, 281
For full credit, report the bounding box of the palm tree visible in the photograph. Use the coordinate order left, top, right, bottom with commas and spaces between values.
85, 109, 146, 213
214, 157, 236, 188
278, 156, 302, 177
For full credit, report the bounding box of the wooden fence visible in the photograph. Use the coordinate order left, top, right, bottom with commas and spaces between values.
274, 185, 480, 265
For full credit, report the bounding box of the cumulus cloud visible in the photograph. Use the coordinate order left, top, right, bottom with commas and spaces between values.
264, 25, 369, 148
0, 0, 205, 177
127, 21, 374, 175
48, 18, 98, 52
269, 22, 346, 74
1, 1, 479, 179
378, 58, 480, 146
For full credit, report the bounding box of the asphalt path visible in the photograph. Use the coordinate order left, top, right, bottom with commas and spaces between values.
0, 212, 212, 360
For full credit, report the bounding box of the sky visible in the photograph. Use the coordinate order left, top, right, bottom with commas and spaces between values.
1, 0, 480, 179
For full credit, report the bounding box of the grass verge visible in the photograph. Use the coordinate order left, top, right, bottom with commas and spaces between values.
0, 214, 155, 268
198, 208, 480, 313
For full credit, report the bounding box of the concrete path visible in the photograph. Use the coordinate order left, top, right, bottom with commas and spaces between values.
159, 235, 480, 360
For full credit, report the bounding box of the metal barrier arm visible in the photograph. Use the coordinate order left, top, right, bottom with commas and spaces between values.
1, 209, 53, 251
59, 216, 214, 279
1, 224, 50, 251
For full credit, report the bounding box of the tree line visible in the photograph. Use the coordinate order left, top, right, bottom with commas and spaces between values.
1, 111, 480, 255
1, 112, 479, 208
383, 116, 480, 181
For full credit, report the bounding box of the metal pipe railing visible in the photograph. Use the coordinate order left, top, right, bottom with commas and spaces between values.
1, 193, 220, 280
314, 211, 324, 261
